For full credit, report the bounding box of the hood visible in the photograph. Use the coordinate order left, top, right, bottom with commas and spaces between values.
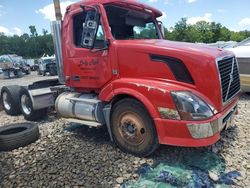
118, 39, 230, 59
115, 39, 235, 111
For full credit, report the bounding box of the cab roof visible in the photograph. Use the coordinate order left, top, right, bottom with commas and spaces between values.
68, 0, 162, 18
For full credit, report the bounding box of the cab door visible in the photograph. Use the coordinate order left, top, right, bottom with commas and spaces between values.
65, 8, 112, 90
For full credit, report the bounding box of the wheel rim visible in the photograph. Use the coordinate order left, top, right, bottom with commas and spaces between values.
2, 92, 11, 111
118, 112, 146, 146
21, 94, 32, 115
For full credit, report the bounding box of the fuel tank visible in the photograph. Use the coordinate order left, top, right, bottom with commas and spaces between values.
55, 92, 105, 123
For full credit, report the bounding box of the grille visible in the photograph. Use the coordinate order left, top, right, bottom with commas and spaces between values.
217, 56, 240, 103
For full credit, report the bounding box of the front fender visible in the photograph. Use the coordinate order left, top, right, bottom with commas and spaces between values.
99, 78, 186, 118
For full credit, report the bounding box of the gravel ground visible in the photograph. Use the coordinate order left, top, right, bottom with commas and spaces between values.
0, 73, 249, 187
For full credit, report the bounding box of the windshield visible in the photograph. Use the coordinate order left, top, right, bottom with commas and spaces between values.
105, 5, 160, 40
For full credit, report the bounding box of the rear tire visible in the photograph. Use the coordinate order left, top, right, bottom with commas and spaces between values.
19, 87, 47, 121
0, 123, 39, 151
1, 85, 21, 115
111, 98, 159, 156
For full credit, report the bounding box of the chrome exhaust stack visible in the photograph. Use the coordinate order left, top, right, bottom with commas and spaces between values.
51, 0, 64, 84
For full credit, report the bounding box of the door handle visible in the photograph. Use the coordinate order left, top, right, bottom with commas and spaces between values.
72, 75, 80, 81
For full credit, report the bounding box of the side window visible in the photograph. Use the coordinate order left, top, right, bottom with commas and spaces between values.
73, 12, 86, 47
96, 25, 104, 40
73, 11, 105, 48
94, 25, 105, 48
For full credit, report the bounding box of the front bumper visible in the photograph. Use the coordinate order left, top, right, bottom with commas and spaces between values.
154, 99, 238, 147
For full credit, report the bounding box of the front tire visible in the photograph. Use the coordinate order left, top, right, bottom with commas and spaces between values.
111, 98, 159, 156
1, 85, 21, 115
19, 87, 47, 121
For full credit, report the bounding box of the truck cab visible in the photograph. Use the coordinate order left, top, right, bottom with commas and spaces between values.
58, 0, 240, 155
1, 0, 240, 156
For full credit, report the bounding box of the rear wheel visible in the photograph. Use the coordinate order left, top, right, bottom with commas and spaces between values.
1, 85, 21, 115
19, 87, 47, 121
111, 98, 159, 156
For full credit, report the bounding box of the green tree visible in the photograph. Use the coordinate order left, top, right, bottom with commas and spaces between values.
29, 25, 38, 37
172, 18, 189, 41
42, 29, 48, 36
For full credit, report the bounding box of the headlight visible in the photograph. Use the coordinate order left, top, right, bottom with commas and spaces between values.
171, 91, 213, 121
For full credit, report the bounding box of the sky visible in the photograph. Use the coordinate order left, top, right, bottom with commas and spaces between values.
0, 0, 250, 36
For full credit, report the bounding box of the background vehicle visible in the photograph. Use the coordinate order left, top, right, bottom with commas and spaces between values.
31, 64, 39, 71
9, 55, 31, 75
18, 60, 31, 75
226, 37, 250, 92
37, 56, 57, 76
0, 55, 23, 78
0, 0, 240, 156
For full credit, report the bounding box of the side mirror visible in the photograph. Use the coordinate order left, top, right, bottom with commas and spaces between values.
158, 21, 165, 39
81, 9, 100, 48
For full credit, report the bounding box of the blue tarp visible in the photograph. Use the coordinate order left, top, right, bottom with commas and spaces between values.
122, 151, 240, 188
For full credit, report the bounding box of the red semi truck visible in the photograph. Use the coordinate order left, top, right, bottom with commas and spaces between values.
0, 0, 240, 156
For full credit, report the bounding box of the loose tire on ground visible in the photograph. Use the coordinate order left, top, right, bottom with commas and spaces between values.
111, 98, 159, 156
1, 85, 22, 115
19, 87, 47, 121
0, 123, 39, 151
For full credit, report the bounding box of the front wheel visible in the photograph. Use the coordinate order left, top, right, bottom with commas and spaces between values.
19, 87, 47, 121
111, 98, 159, 156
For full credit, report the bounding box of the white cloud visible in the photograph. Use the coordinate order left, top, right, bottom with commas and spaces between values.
157, 11, 167, 21
228, 27, 240, 32
36, 1, 75, 21
0, 26, 11, 35
0, 26, 23, 36
239, 17, 250, 26
148, 0, 158, 2
148, 0, 169, 4
187, 13, 212, 25
13, 27, 23, 36
187, 0, 197, 3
